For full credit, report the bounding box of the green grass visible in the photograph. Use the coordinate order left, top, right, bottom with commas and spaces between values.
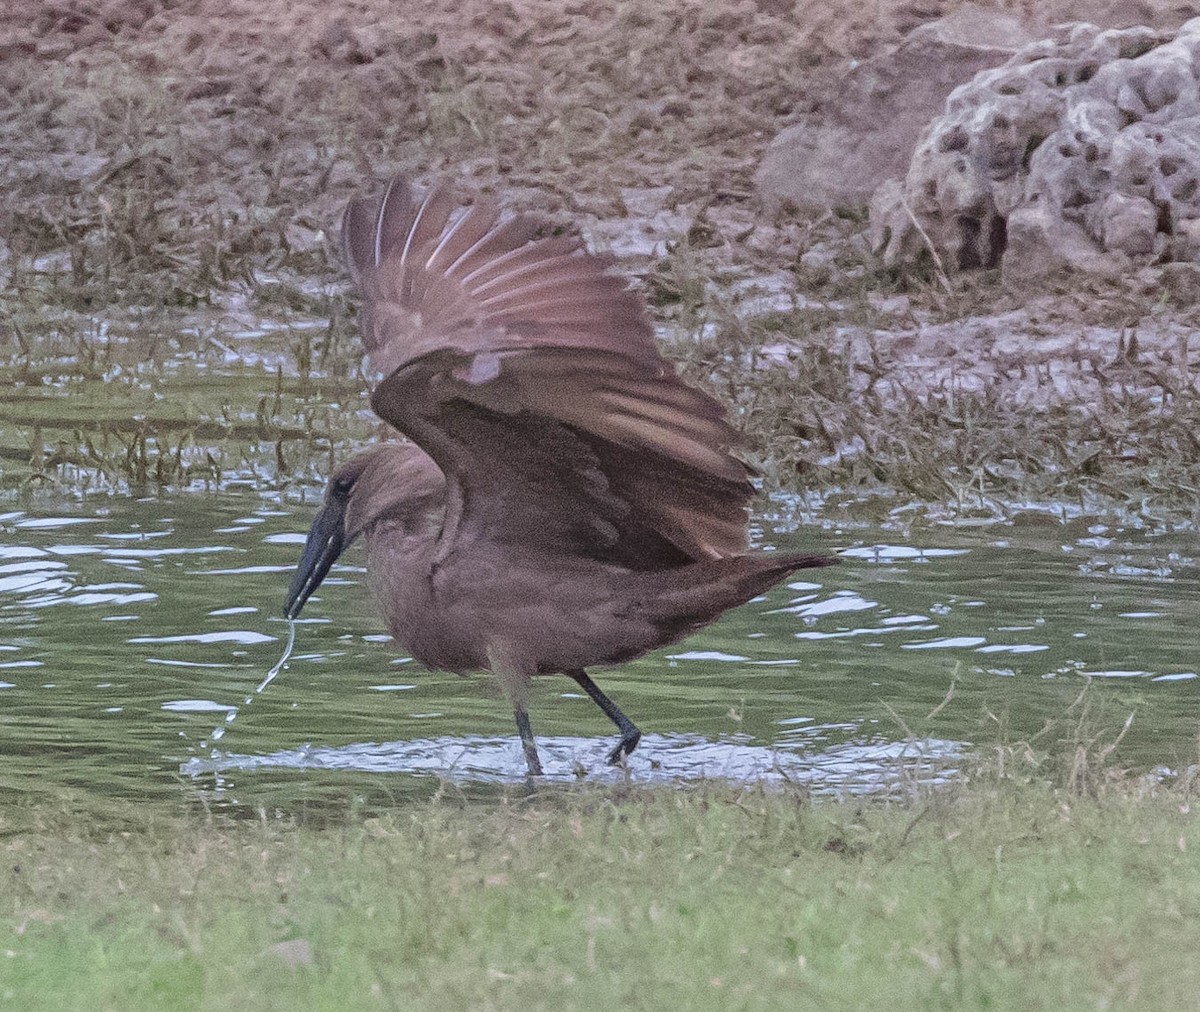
3, 768, 1200, 1010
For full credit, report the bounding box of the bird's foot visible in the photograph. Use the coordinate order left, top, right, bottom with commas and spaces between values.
606, 730, 642, 767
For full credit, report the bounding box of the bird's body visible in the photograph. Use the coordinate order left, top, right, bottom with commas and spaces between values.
286, 174, 833, 774
357, 441, 816, 677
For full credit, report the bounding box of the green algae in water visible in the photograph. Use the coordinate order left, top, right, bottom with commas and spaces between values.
0, 491, 1198, 811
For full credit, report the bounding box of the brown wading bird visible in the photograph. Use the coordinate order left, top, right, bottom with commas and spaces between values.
285, 174, 834, 776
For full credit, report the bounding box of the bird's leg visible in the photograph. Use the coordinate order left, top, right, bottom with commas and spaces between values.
566, 669, 642, 765
490, 647, 544, 776
512, 701, 544, 777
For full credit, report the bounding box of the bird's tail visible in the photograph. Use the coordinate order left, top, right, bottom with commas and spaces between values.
634, 550, 836, 639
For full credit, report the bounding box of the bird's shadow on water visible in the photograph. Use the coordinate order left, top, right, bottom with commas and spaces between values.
181, 732, 966, 797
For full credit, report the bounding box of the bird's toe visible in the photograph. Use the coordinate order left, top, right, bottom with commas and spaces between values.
606, 730, 642, 766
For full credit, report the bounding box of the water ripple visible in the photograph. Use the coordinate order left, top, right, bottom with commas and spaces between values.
130, 631, 276, 645
183, 732, 965, 796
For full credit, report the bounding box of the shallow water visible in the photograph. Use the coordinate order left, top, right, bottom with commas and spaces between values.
1, 492, 1196, 811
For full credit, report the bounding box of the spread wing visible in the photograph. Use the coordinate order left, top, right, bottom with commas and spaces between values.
343, 175, 755, 569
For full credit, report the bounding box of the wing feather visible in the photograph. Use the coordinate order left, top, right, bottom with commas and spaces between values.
372, 176, 415, 267
343, 174, 756, 563
425, 203, 503, 275
342, 197, 380, 286
399, 185, 457, 267
443, 215, 541, 279
461, 240, 585, 292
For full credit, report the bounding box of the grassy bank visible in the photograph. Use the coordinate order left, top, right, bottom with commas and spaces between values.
3, 768, 1199, 1010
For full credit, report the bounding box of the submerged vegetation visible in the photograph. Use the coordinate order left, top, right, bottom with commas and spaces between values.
5, 278, 1200, 522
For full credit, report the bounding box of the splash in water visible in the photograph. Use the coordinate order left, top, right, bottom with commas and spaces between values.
207, 618, 297, 745
255, 617, 297, 695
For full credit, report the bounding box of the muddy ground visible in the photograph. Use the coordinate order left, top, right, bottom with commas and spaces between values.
2, 0, 1200, 519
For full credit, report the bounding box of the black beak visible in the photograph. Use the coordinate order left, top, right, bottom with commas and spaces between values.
284, 496, 348, 619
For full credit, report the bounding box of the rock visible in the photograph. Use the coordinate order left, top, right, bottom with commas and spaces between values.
1158, 261, 1200, 302
756, 6, 1035, 213
1101, 192, 1157, 255
867, 179, 911, 267
285, 221, 326, 254
872, 17, 1200, 285
1004, 201, 1124, 284
798, 241, 840, 281
797, 235, 869, 284
1174, 217, 1200, 260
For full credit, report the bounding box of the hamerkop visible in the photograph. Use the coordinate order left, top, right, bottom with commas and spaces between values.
285, 174, 833, 775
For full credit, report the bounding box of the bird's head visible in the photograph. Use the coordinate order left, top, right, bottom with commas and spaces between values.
284, 443, 442, 619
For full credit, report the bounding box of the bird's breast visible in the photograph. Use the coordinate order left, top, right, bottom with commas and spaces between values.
366, 530, 667, 676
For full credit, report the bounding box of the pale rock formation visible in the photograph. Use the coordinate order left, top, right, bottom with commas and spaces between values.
755, 6, 1034, 213
870, 18, 1200, 284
